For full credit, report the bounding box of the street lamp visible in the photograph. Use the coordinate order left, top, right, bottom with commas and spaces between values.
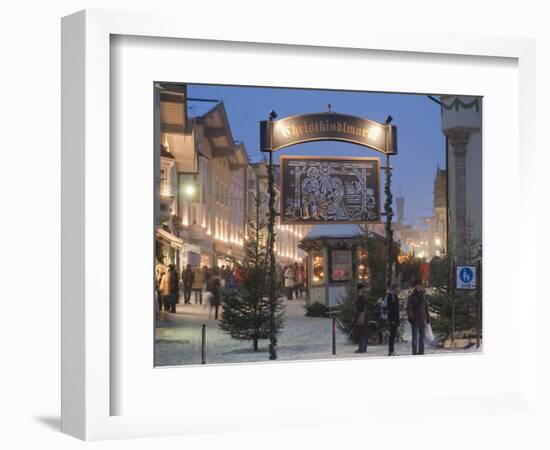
181, 181, 200, 202
184, 184, 195, 197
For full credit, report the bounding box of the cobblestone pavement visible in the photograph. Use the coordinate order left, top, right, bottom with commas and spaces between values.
155, 296, 481, 366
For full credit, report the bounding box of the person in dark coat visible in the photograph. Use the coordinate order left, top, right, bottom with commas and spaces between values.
354, 282, 368, 353
209, 276, 222, 320
182, 264, 194, 305
386, 282, 401, 356
406, 280, 430, 355
166, 264, 180, 313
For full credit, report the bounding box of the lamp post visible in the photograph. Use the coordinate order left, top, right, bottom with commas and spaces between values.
384, 116, 394, 289
266, 111, 278, 360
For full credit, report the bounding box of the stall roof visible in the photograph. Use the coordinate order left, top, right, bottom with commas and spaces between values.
302, 223, 387, 241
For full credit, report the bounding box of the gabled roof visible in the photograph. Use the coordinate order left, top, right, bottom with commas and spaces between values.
199, 102, 252, 168
200, 101, 235, 157
229, 142, 249, 169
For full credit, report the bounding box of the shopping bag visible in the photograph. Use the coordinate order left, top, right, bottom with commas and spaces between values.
425, 323, 434, 341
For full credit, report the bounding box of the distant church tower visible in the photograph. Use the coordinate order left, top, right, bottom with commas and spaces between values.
396, 188, 405, 224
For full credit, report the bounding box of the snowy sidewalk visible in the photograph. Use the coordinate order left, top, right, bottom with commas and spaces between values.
155, 298, 480, 366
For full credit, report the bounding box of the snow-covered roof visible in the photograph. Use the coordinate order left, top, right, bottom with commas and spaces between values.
302, 223, 387, 241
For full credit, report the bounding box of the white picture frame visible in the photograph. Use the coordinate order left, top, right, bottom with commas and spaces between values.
61, 9, 539, 441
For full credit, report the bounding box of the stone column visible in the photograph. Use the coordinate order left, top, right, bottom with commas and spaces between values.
446, 129, 470, 262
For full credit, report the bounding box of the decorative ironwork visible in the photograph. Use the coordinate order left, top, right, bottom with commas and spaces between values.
280, 156, 381, 225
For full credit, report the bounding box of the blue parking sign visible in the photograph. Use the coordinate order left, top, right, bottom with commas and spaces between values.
456, 265, 477, 290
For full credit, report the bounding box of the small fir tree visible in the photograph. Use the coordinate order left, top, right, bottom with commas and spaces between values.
459, 216, 481, 341
336, 225, 387, 343
427, 217, 481, 344
218, 194, 284, 351
425, 253, 453, 341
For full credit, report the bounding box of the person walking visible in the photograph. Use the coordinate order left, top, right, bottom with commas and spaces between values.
233, 266, 243, 287
386, 282, 401, 356
161, 264, 179, 313
182, 264, 194, 305
406, 280, 431, 355
293, 262, 303, 299
155, 263, 166, 312
201, 265, 210, 293
284, 265, 295, 300
354, 282, 368, 353
192, 265, 202, 304
220, 265, 227, 288
159, 264, 171, 311
209, 275, 222, 320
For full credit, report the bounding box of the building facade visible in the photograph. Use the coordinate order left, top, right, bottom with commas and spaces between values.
246, 160, 310, 266
155, 82, 309, 273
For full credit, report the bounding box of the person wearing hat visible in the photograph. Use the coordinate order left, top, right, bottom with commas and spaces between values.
406, 280, 431, 355
354, 282, 368, 353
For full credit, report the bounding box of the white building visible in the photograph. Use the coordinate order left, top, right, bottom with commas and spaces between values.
155, 83, 309, 271
177, 101, 249, 268
247, 160, 310, 266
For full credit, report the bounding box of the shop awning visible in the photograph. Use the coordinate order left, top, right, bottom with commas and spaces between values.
156, 228, 184, 249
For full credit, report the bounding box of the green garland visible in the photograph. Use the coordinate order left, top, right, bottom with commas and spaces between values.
441, 97, 480, 113
384, 163, 394, 288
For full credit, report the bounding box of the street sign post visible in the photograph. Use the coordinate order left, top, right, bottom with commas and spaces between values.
456, 264, 477, 290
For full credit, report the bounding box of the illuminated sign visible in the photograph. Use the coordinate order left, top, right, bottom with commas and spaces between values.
260, 112, 397, 154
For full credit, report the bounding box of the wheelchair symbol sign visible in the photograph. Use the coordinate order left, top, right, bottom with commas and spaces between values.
456, 265, 477, 290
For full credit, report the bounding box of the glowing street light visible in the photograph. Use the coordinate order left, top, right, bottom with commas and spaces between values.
182, 181, 200, 202
184, 184, 195, 196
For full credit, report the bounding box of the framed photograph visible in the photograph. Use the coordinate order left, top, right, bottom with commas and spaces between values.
62, 9, 538, 441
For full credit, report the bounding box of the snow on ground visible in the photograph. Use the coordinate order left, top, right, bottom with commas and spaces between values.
155, 297, 481, 366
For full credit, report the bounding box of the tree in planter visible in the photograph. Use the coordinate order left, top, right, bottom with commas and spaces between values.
218, 194, 284, 351
336, 225, 387, 344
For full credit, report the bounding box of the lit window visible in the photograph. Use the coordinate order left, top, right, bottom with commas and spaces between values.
356, 248, 368, 281
312, 250, 325, 284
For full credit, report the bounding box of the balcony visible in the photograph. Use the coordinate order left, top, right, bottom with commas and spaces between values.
160, 183, 174, 197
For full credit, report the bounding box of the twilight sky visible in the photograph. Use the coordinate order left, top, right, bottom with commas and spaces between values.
187, 84, 445, 227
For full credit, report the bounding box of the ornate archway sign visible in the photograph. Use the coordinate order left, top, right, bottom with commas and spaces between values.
260, 112, 397, 155
259, 110, 398, 360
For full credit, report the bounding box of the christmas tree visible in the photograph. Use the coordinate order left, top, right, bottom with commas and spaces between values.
427, 217, 481, 345
336, 225, 387, 343
218, 194, 284, 351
